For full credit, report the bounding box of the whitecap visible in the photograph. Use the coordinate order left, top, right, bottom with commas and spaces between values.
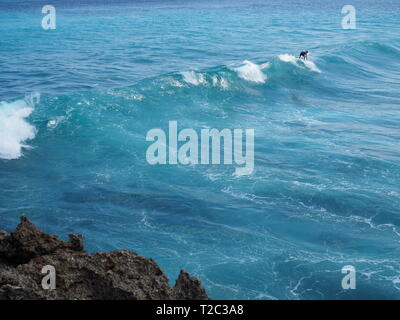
259, 62, 271, 69
220, 77, 228, 89
278, 53, 298, 64
0, 94, 39, 160
181, 71, 207, 86
211, 75, 229, 89
303, 60, 321, 73
233, 60, 267, 83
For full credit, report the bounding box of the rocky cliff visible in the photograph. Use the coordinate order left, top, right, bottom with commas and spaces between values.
0, 216, 209, 300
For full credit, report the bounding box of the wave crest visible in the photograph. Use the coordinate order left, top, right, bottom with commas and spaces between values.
278, 54, 321, 73
233, 60, 267, 83
0, 93, 39, 160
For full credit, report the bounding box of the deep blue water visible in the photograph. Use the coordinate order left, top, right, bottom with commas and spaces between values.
1, 0, 400, 299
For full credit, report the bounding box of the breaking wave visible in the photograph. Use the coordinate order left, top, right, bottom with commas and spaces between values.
0, 93, 39, 160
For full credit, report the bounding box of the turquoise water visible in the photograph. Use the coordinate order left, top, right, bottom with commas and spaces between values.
1, 0, 400, 299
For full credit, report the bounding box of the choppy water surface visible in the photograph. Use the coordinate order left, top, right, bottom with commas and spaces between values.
1, 0, 400, 299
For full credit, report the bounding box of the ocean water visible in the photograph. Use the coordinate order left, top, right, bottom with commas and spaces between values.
1, 0, 400, 299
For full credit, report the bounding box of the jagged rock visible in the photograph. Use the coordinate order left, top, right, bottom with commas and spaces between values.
0, 284, 44, 300
67, 234, 84, 251
0, 216, 209, 300
0, 230, 8, 241
0, 216, 83, 265
173, 270, 209, 300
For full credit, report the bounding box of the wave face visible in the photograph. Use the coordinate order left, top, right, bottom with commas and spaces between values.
1, 0, 400, 300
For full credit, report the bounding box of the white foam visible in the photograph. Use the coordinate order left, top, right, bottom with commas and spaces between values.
278, 53, 298, 65
259, 62, 271, 69
303, 60, 321, 73
181, 71, 207, 86
211, 76, 218, 86
233, 60, 267, 83
220, 77, 228, 89
0, 94, 39, 160
278, 54, 321, 73
47, 116, 65, 129
169, 79, 184, 87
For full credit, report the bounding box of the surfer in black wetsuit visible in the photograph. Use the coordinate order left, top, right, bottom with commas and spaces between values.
299, 50, 308, 60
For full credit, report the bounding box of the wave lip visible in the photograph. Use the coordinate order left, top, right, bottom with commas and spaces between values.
0, 94, 38, 160
181, 71, 207, 86
175, 54, 321, 90
233, 60, 267, 83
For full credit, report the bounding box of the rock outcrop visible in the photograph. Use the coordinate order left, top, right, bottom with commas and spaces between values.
0, 216, 209, 300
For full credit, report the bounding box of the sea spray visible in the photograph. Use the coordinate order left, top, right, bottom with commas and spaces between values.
233, 60, 267, 83
0, 93, 39, 160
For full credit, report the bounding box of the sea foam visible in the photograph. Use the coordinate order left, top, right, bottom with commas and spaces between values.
233, 60, 267, 83
181, 71, 207, 86
0, 94, 38, 160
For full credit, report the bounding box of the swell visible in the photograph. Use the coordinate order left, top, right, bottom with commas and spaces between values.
120, 41, 398, 97
323, 41, 400, 79
2, 41, 398, 161
341, 40, 400, 59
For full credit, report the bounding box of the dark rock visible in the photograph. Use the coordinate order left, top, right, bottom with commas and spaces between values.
0, 216, 209, 300
0, 230, 8, 243
68, 234, 84, 251
173, 270, 209, 300
0, 215, 83, 265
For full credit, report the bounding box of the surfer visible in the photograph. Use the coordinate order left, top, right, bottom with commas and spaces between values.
299, 50, 308, 60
